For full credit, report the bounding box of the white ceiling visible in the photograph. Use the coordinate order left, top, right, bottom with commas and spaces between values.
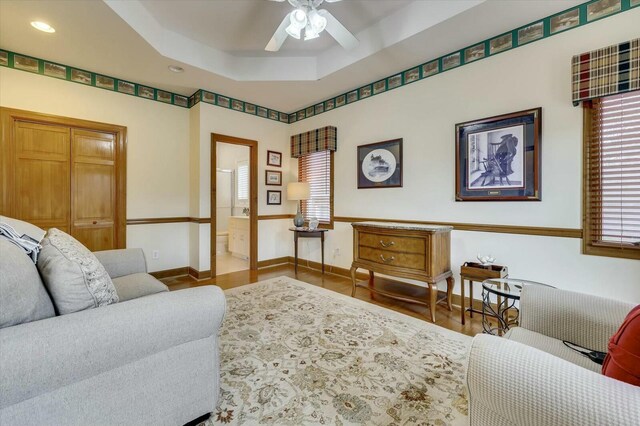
140, 0, 414, 56
0, 0, 585, 112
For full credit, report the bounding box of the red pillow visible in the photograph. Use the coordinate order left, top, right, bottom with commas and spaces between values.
602, 304, 640, 386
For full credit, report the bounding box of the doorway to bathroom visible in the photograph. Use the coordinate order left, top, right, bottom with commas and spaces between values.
211, 134, 258, 277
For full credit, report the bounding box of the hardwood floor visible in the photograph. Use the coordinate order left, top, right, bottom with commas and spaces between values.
162, 263, 483, 338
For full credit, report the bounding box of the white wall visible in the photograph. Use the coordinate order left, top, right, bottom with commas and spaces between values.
288, 9, 640, 302
0, 66, 190, 272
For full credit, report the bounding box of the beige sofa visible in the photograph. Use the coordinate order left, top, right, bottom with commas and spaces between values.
0, 237, 226, 425
466, 285, 640, 425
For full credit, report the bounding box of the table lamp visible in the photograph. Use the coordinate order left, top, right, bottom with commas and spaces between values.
287, 182, 310, 227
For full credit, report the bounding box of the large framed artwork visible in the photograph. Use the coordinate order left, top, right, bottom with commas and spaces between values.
455, 108, 541, 201
357, 138, 403, 189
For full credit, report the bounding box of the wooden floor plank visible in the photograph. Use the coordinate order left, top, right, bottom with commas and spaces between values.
161, 264, 483, 338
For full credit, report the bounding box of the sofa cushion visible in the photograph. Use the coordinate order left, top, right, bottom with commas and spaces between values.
0, 239, 55, 328
112, 273, 168, 302
602, 304, 640, 386
37, 228, 119, 315
504, 327, 600, 372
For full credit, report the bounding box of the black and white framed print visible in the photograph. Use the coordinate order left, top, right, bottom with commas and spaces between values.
267, 150, 282, 167
267, 190, 281, 205
265, 170, 282, 186
455, 107, 541, 201
357, 138, 403, 189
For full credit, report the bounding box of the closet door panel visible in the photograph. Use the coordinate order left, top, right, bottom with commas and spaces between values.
14, 122, 70, 230
71, 129, 116, 252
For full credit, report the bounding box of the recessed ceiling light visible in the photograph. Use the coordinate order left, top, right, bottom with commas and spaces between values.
168, 65, 184, 73
30, 21, 55, 33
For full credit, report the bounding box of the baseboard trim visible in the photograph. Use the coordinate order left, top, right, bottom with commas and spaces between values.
153, 257, 486, 310
257, 256, 290, 268
188, 267, 211, 280
150, 267, 190, 279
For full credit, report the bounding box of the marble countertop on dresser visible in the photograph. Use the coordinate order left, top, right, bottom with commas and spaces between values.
351, 221, 453, 232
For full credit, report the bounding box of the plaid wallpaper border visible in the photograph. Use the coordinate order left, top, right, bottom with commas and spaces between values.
1, 0, 636, 123
291, 126, 337, 158
572, 38, 640, 103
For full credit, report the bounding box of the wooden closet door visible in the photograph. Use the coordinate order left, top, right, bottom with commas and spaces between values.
14, 121, 71, 232
71, 129, 116, 251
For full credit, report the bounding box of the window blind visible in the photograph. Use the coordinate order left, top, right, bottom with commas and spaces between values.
586, 90, 640, 256
237, 161, 248, 201
298, 150, 333, 225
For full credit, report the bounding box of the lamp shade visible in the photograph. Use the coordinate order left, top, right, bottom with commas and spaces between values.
287, 182, 310, 201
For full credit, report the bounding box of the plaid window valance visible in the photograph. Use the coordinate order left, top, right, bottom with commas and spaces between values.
291, 126, 337, 158
572, 38, 640, 105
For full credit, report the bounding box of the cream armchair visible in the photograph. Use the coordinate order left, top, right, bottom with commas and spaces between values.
466, 286, 640, 425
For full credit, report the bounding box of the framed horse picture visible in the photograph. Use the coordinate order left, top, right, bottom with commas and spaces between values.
455, 108, 541, 201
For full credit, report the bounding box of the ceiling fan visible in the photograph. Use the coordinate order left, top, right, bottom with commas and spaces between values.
265, 0, 359, 52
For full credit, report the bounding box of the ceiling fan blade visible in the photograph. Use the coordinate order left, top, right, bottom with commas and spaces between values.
265, 12, 291, 52
318, 9, 359, 50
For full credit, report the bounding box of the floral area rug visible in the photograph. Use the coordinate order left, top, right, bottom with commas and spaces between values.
205, 276, 471, 425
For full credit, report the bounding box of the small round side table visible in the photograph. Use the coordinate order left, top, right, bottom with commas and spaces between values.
481, 278, 554, 336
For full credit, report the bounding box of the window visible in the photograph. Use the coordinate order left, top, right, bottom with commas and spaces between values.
236, 160, 249, 203
298, 150, 334, 228
584, 90, 640, 259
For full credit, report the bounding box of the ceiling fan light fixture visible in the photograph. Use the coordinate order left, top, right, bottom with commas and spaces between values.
285, 8, 307, 40
285, 23, 302, 39
304, 24, 319, 41
307, 9, 327, 33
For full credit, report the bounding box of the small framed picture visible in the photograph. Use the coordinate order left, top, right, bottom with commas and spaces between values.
174, 95, 188, 107
490, 34, 513, 55
202, 91, 215, 103
267, 190, 282, 205
518, 22, 544, 45
71, 69, 91, 85
13, 55, 39, 72
265, 170, 282, 186
357, 139, 403, 189
137, 85, 155, 99
267, 150, 282, 167
455, 107, 542, 201
44, 62, 67, 79
157, 90, 172, 103
587, 0, 621, 21
550, 9, 580, 34
96, 75, 115, 90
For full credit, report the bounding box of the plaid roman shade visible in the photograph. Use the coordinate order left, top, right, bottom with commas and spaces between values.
290, 126, 337, 158
572, 38, 640, 105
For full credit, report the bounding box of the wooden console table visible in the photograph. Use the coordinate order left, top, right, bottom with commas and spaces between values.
349, 221, 454, 322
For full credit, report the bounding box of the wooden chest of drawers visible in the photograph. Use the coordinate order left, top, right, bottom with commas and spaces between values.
350, 221, 454, 322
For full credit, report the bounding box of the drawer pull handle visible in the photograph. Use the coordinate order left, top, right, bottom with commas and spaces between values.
379, 240, 395, 248
379, 254, 395, 263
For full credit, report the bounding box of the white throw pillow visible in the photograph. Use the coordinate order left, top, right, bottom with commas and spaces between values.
37, 228, 119, 315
